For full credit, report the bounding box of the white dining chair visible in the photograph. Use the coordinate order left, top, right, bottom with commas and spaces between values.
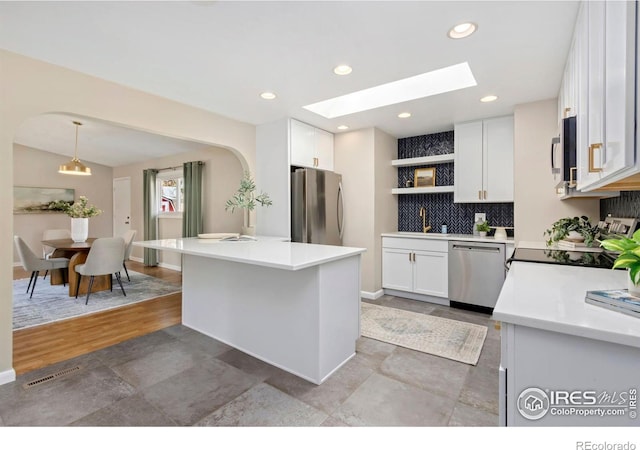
74, 237, 126, 305
42, 229, 71, 280
120, 229, 137, 281
14, 236, 70, 298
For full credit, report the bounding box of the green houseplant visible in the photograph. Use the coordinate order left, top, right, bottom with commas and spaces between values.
545, 216, 598, 247
476, 220, 490, 237
225, 171, 272, 235
600, 229, 640, 295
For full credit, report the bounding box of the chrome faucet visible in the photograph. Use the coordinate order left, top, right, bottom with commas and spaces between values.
419, 207, 431, 233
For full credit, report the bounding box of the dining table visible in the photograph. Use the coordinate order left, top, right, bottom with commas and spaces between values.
41, 238, 112, 297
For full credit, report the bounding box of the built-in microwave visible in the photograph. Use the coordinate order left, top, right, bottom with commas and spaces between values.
551, 115, 577, 186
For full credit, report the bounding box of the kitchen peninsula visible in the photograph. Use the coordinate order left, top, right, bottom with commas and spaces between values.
133, 238, 366, 384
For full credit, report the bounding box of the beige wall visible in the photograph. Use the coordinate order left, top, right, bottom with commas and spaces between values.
373, 128, 399, 290
13, 145, 114, 264
113, 146, 244, 267
0, 49, 257, 379
514, 98, 599, 243
335, 127, 398, 295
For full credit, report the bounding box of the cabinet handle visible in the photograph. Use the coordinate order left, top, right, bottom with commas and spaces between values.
413, 253, 416, 262
483, 190, 487, 200
588, 143, 603, 173
478, 190, 482, 200
409, 252, 412, 262
569, 167, 577, 188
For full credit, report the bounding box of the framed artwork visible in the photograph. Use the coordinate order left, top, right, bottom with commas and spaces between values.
414, 167, 436, 188
13, 186, 74, 214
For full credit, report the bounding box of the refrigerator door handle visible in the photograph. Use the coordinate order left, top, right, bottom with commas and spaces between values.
337, 181, 344, 239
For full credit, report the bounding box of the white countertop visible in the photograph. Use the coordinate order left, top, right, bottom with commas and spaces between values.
493, 261, 640, 348
518, 240, 603, 252
133, 237, 366, 271
382, 232, 514, 245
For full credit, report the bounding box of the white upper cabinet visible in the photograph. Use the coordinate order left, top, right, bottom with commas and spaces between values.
577, 0, 637, 191
290, 118, 334, 171
454, 116, 514, 203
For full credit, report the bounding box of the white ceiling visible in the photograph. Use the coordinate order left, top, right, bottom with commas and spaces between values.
0, 1, 579, 166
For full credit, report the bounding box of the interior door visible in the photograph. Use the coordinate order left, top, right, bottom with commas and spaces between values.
113, 177, 131, 238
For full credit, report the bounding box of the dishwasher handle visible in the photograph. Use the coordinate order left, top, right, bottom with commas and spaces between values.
451, 244, 502, 253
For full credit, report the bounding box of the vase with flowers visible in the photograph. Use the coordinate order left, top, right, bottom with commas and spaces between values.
63, 196, 102, 242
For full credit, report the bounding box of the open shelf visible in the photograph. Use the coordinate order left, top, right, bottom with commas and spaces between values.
391, 154, 454, 167
391, 186, 455, 195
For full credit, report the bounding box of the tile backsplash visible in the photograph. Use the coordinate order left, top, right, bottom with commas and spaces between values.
397, 131, 514, 234
600, 191, 640, 219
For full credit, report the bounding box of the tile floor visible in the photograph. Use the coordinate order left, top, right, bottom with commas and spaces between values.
0, 295, 500, 426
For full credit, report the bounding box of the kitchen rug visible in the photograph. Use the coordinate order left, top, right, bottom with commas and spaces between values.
13, 270, 181, 330
360, 302, 487, 365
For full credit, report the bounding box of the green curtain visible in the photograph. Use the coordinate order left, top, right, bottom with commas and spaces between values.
182, 161, 204, 238
143, 168, 159, 266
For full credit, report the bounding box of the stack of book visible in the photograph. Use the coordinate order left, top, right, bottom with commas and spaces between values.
585, 289, 640, 318
557, 239, 590, 250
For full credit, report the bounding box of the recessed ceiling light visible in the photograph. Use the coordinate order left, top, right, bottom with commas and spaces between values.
448, 22, 477, 39
260, 91, 277, 100
480, 95, 498, 103
337, 125, 349, 130
398, 112, 411, 119
304, 62, 477, 119
333, 65, 353, 75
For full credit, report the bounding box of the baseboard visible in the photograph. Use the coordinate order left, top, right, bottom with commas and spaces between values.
129, 256, 181, 272
360, 289, 384, 300
383, 288, 450, 307
13, 261, 21, 267
0, 368, 16, 386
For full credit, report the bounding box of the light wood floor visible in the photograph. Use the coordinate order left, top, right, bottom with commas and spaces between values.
12, 260, 182, 375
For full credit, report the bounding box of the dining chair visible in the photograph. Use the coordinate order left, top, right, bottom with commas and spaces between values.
42, 229, 71, 280
75, 237, 126, 305
120, 229, 137, 281
14, 236, 70, 299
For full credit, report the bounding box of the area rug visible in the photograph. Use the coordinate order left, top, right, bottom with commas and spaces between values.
13, 270, 181, 330
360, 302, 487, 365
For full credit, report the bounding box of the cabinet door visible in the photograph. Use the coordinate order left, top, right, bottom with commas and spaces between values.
454, 121, 484, 203
413, 250, 448, 298
602, 0, 636, 177
576, 3, 595, 189
483, 116, 514, 202
290, 119, 316, 168
314, 128, 334, 171
382, 248, 413, 292
586, 0, 606, 178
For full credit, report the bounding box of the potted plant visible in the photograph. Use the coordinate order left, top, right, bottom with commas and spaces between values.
544, 216, 598, 247
63, 196, 102, 243
225, 171, 272, 236
599, 230, 640, 296
476, 220, 490, 238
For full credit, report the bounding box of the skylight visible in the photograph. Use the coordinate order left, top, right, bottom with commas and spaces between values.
303, 62, 477, 119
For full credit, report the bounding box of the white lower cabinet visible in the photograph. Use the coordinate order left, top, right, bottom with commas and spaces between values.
382, 237, 448, 300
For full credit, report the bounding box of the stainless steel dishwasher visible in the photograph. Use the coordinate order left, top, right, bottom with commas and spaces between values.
448, 241, 506, 311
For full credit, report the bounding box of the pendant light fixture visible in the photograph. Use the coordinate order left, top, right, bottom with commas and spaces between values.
58, 121, 91, 176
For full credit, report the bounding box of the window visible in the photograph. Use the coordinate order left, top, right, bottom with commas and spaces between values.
157, 170, 184, 215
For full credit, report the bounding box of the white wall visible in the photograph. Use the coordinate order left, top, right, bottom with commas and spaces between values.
13, 144, 114, 264
0, 49, 257, 379
514, 98, 599, 243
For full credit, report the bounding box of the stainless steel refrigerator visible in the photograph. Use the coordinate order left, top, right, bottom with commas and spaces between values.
291, 168, 344, 245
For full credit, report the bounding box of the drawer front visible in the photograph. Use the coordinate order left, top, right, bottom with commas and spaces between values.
382, 236, 448, 253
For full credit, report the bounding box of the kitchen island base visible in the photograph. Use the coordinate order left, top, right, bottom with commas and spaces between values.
182, 253, 361, 385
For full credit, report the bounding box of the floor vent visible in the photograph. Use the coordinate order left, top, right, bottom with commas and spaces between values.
23, 365, 83, 389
